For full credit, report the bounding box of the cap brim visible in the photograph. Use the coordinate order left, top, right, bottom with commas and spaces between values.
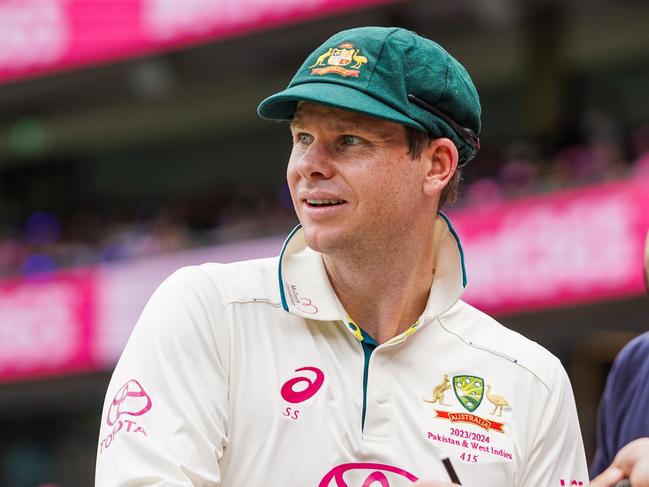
257, 81, 427, 133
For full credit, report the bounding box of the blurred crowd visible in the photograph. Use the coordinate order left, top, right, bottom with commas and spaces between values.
0, 186, 295, 278
460, 123, 649, 207
1, 123, 648, 279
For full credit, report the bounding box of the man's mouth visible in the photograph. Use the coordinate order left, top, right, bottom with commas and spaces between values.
305, 199, 346, 207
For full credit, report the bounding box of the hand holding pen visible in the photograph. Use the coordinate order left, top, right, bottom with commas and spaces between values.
590, 438, 649, 487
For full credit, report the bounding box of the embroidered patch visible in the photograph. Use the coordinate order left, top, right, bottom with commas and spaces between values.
423, 373, 452, 406
485, 383, 510, 417
453, 375, 484, 412
308, 42, 368, 77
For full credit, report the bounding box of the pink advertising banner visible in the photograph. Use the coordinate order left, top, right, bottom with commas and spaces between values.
451, 177, 649, 315
0, 0, 398, 84
0, 268, 98, 382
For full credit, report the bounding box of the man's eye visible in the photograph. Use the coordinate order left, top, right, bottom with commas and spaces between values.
296, 133, 313, 144
342, 135, 361, 146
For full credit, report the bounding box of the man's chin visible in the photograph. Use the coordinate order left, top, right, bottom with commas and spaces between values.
301, 226, 348, 254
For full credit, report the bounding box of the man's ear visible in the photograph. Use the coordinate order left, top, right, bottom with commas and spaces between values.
422, 138, 459, 197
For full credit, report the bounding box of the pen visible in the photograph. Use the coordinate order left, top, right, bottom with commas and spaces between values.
441, 457, 462, 485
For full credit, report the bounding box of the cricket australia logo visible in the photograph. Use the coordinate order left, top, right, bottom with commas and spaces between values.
453, 375, 484, 412
309, 42, 368, 78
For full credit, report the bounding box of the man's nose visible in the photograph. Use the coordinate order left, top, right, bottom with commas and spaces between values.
296, 140, 335, 179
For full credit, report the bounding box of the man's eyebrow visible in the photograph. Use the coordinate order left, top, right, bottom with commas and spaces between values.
289, 112, 305, 128
338, 121, 401, 141
330, 120, 363, 132
290, 113, 400, 141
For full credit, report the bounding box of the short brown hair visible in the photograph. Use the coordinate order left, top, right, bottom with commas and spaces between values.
405, 127, 462, 208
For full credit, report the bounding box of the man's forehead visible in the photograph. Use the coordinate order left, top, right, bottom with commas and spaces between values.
291, 102, 403, 134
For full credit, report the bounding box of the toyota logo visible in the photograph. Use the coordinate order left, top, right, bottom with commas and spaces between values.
107, 379, 152, 426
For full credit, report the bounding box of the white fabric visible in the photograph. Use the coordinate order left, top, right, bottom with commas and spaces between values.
96, 216, 588, 486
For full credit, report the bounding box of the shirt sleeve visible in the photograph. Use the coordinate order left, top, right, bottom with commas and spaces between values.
517, 357, 589, 487
590, 354, 621, 477
590, 332, 649, 477
95, 265, 231, 487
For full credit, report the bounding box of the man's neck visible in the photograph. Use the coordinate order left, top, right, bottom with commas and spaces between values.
323, 236, 435, 345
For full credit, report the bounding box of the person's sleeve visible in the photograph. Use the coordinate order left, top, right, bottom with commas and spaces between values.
590, 356, 620, 477
95, 265, 231, 486
517, 357, 589, 487
590, 332, 649, 478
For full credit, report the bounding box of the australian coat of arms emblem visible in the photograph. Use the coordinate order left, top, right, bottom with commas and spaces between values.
309, 42, 367, 77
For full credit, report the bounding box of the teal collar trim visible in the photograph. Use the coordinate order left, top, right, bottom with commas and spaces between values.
438, 211, 468, 288
276, 224, 345, 320
359, 328, 378, 430
277, 213, 467, 321
278, 224, 302, 312
358, 327, 378, 346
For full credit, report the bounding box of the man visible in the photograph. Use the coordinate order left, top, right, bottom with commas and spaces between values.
96, 27, 588, 486
591, 332, 649, 478
589, 230, 649, 487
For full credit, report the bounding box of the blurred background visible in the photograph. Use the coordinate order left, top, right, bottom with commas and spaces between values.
0, 0, 648, 485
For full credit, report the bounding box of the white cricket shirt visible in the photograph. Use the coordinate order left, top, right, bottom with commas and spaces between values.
96, 215, 589, 486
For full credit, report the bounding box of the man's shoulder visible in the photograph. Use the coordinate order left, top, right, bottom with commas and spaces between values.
617, 331, 649, 363
166, 257, 281, 307
610, 331, 649, 381
439, 300, 563, 390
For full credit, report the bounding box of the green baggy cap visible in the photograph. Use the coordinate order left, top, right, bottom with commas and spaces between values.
257, 26, 481, 163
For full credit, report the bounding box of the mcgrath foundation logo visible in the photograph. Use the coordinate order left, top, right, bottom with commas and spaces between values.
107, 379, 152, 426
285, 283, 319, 314
319, 462, 418, 486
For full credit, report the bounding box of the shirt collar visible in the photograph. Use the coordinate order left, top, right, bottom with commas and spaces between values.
277, 212, 467, 324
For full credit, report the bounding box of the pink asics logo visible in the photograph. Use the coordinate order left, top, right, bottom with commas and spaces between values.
280, 366, 325, 403
107, 379, 152, 426
319, 462, 419, 487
